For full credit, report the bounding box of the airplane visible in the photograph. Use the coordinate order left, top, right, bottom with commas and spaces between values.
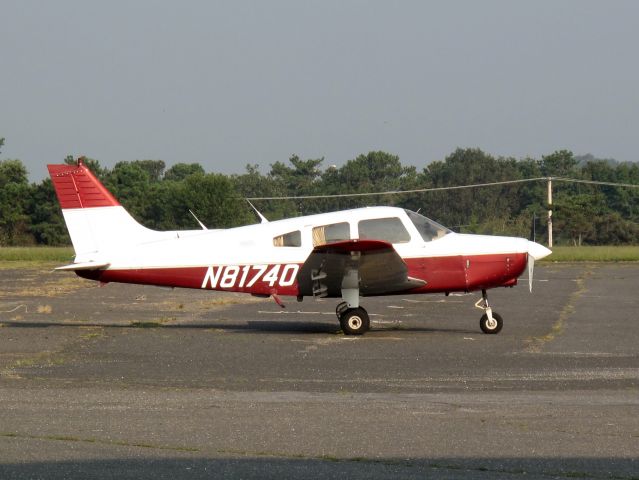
47, 158, 552, 336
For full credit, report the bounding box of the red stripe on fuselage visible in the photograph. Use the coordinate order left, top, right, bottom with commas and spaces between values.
76, 253, 527, 297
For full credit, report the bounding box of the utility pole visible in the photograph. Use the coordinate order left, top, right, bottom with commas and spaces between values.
547, 177, 553, 248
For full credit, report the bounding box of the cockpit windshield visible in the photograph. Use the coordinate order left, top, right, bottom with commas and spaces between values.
405, 209, 451, 242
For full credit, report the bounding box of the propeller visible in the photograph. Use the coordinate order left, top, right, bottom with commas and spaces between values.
528, 254, 534, 292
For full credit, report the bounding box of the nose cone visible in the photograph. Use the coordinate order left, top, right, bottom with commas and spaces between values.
528, 241, 552, 260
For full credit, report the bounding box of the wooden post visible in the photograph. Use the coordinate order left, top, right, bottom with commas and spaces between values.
547, 177, 553, 248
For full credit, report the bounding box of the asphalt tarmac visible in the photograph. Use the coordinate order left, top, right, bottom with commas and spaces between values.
0, 263, 638, 479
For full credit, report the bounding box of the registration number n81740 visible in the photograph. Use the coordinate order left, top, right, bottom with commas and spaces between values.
201, 264, 300, 289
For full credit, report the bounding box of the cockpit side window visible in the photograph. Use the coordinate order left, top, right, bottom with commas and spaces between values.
405, 210, 451, 242
358, 217, 411, 244
312, 222, 350, 246
273, 230, 302, 247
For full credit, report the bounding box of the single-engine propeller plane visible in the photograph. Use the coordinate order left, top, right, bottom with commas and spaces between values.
48, 158, 551, 335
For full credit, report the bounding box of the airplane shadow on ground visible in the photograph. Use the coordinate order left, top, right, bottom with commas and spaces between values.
0, 456, 635, 480
0, 319, 477, 336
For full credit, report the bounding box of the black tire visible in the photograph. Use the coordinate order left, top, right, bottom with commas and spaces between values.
480, 312, 503, 334
340, 308, 370, 335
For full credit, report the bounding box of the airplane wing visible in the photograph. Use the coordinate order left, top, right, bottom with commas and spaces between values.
297, 239, 425, 297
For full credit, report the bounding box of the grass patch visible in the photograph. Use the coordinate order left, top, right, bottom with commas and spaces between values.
542, 246, 639, 262
0, 247, 74, 265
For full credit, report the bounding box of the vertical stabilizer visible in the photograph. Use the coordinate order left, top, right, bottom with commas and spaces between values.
47, 158, 167, 262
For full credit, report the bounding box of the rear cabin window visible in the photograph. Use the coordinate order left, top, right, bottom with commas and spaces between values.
358, 217, 411, 244
273, 230, 302, 247
312, 222, 350, 246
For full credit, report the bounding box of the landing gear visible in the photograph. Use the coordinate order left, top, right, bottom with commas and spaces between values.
338, 306, 370, 335
475, 289, 503, 334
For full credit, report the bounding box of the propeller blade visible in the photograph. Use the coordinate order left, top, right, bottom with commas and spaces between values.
528, 254, 535, 292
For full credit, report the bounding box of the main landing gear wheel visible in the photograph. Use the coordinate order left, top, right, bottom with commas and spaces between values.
480, 311, 503, 334
339, 307, 370, 336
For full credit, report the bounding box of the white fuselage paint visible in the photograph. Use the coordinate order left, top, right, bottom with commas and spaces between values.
62, 206, 546, 271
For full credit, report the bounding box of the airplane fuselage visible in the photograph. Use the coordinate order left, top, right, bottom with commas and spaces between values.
77, 206, 528, 297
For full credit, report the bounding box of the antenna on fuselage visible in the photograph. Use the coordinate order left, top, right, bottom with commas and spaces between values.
189, 209, 208, 230
246, 200, 269, 224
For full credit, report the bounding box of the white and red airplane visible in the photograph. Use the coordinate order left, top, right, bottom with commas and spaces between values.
48, 158, 551, 335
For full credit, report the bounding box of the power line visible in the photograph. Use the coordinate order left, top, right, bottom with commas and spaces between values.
552, 177, 639, 189
245, 176, 639, 201
245, 178, 546, 201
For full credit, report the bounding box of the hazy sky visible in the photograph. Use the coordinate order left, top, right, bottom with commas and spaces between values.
2, 0, 638, 181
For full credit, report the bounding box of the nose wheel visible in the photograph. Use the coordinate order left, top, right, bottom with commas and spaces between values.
475, 289, 503, 334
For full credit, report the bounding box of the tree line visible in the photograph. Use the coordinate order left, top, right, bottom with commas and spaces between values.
1, 138, 639, 247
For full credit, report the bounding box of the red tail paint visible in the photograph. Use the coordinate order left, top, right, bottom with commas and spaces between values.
47, 158, 119, 209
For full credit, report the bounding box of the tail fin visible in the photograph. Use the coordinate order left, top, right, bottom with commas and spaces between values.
48, 158, 166, 262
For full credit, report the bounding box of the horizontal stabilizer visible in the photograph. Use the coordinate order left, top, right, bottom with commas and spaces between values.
55, 261, 110, 271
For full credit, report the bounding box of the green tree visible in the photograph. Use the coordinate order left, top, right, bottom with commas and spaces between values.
541, 150, 577, 177
553, 193, 601, 246
134, 160, 166, 182
0, 159, 32, 245
323, 151, 417, 211
176, 173, 252, 228
420, 148, 523, 230
269, 155, 323, 195
105, 161, 152, 223
269, 155, 324, 216
5, 146, 639, 246
26, 179, 70, 245
164, 163, 205, 181
232, 164, 290, 221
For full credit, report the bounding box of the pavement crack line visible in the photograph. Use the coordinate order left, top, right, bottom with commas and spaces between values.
0, 432, 199, 453
524, 265, 594, 354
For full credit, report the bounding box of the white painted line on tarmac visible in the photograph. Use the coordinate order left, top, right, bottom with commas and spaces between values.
402, 298, 464, 304
257, 310, 383, 317
258, 310, 332, 315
